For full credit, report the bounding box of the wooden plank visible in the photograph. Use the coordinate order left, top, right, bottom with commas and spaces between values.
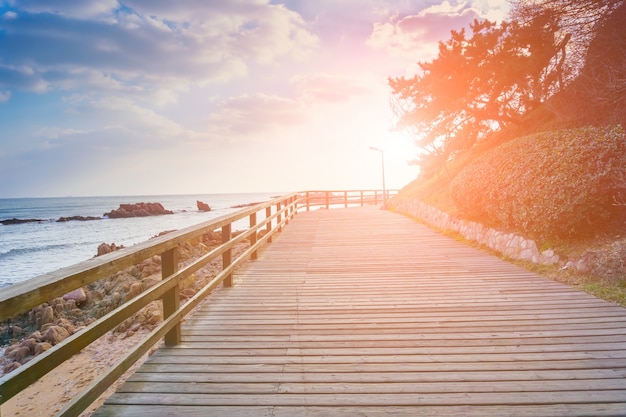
98, 391, 626, 406
152, 342, 626, 356
116, 379, 626, 394
126, 368, 626, 383
94, 206, 626, 417
90, 404, 626, 417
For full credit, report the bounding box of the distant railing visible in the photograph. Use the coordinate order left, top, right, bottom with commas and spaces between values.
300, 189, 398, 210
0, 190, 390, 416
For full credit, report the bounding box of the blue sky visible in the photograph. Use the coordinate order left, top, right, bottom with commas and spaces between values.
0, 0, 508, 197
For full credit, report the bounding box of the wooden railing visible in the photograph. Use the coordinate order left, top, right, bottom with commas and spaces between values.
301, 189, 397, 210
0, 190, 390, 416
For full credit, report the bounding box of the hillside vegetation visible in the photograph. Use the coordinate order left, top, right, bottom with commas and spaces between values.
390, 0, 626, 303
450, 126, 626, 241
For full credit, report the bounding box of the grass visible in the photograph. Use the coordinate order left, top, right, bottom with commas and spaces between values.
499, 248, 626, 307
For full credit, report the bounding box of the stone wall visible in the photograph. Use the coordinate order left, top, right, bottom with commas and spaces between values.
390, 198, 560, 266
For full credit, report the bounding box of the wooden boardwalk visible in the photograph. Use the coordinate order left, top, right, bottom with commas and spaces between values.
94, 206, 626, 417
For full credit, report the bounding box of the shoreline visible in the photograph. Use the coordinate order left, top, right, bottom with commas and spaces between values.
1, 233, 252, 416
0, 192, 275, 287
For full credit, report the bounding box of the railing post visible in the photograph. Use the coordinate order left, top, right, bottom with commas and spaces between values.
276, 202, 282, 232
374, 190, 379, 205
222, 224, 232, 287
266, 206, 273, 243
250, 212, 258, 260
306, 192, 310, 211
162, 247, 180, 346
325, 191, 330, 210
360, 191, 364, 206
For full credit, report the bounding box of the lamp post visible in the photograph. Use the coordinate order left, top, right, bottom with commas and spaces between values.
369, 146, 386, 208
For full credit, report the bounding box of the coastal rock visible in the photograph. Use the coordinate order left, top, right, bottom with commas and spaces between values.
1, 218, 44, 225
197, 200, 212, 212
54, 318, 76, 334
104, 202, 173, 218
6, 345, 30, 363
42, 325, 70, 345
34, 342, 52, 355
56, 216, 101, 222
64, 299, 77, 310
40, 305, 55, 325
97, 242, 125, 256
63, 288, 87, 305
3, 361, 21, 374
19, 337, 38, 354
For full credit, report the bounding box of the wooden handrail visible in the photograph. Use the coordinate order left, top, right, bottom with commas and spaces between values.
0, 190, 389, 416
301, 189, 398, 210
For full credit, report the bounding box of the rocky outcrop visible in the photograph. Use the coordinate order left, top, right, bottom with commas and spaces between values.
2, 216, 101, 225
63, 288, 88, 306
1, 218, 44, 225
197, 200, 211, 212
56, 216, 101, 222
96, 242, 125, 257
2, 314, 78, 373
1, 228, 242, 375
104, 202, 173, 218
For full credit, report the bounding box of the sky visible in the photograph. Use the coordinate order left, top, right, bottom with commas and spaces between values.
0, 0, 509, 198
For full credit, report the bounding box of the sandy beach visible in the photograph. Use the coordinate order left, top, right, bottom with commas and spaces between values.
2, 328, 160, 417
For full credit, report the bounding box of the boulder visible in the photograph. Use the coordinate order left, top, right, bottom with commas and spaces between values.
42, 325, 70, 345
97, 242, 125, 256
3, 361, 21, 374
34, 342, 53, 355
63, 288, 87, 305
197, 200, 211, 212
6, 345, 31, 363
19, 337, 38, 354
40, 305, 55, 325
104, 202, 173, 218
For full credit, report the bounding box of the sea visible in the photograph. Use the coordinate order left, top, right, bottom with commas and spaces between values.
0, 192, 284, 288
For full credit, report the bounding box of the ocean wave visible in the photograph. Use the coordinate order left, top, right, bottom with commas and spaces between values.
0, 243, 74, 261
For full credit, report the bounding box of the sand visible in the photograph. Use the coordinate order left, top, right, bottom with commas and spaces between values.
2, 328, 161, 417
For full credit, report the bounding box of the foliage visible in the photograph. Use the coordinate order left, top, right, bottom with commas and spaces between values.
546, 1, 626, 126
449, 125, 626, 240
510, 0, 623, 82
389, 14, 569, 169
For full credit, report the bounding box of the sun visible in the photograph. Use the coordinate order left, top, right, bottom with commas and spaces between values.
369, 131, 419, 189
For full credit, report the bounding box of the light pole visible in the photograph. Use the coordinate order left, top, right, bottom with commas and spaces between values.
369, 146, 386, 208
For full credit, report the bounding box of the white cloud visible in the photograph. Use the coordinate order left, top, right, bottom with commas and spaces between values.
208, 94, 307, 138
0, 90, 10, 102
0, 1, 318, 100
366, 0, 509, 58
367, 4, 480, 57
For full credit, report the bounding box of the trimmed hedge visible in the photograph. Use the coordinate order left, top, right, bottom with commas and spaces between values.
450, 126, 626, 240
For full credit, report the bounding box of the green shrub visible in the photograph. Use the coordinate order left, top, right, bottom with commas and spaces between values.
450, 126, 626, 240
